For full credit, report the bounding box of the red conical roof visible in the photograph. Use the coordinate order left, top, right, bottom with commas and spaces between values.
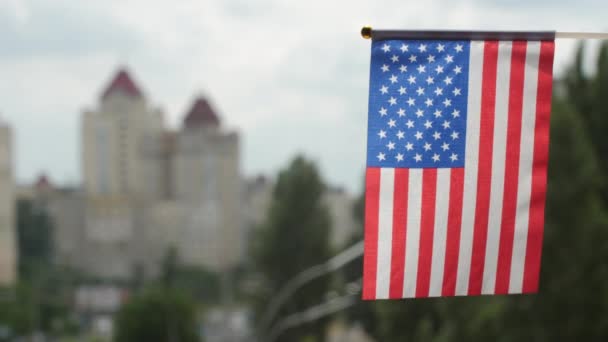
183, 97, 220, 128
101, 68, 143, 100
35, 173, 53, 190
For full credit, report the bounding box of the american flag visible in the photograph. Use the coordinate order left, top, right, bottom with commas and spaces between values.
363, 38, 554, 299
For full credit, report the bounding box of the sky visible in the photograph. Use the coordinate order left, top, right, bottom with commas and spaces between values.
0, 0, 606, 193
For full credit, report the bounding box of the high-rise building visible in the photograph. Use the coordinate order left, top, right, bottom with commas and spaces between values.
0, 119, 16, 286
74, 67, 243, 279
173, 97, 241, 269
80, 68, 165, 279
82, 69, 164, 197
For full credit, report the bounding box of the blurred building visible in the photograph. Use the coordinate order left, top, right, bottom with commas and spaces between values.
243, 175, 359, 250
21, 67, 357, 284
327, 321, 375, 342
325, 186, 359, 248
0, 120, 16, 286
14, 67, 243, 281
78, 68, 242, 278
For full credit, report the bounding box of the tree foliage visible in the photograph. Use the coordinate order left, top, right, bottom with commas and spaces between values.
16, 199, 53, 279
114, 288, 200, 342
254, 156, 332, 342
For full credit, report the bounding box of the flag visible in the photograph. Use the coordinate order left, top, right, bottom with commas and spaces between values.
362, 38, 555, 299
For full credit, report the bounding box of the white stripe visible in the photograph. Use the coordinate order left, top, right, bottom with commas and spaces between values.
402, 169, 423, 298
509, 42, 541, 293
428, 168, 451, 297
375, 168, 395, 299
482, 41, 513, 294
455, 41, 485, 295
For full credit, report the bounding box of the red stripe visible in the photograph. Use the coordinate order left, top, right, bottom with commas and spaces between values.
495, 41, 527, 294
468, 41, 499, 295
389, 169, 409, 298
442, 168, 464, 296
523, 41, 554, 293
416, 168, 437, 297
362, 167, 381, 300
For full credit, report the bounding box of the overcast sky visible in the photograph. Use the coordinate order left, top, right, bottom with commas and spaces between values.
1, 0, 606, 193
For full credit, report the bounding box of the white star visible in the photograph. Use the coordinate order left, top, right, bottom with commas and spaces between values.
427, 55, 436, 63
425, 98, 433, 107
443, 98, 452, 107
435, 65, 444, 74
399, 65, 407, 73
426, 76, 434, 85
398, 86, 407, 95
441, 142, 450, 151
406, 120, 415, 128
390, 74, 398, 84
414, 153, 422, 162
423, 142, 432, 151
409, 54, 417, 63
382, 44, 391, 53
452, 109, 460, 118
396, 130, 405, 139
434, 109, 442, 118
415, 109, 424, 117
434, 87, 443, 96
442, 120, 451, 129
455, 44, 464, 53
418, 44, 427, 52
407, 75, 416, 84
445, 55, 454, 63
416, 87, 425, 96
379, 107, 388, 116
400, 44, 409, 53
380, 85, 389, 94
388, 97, 397, 106
391, 55, 399, 63
388, 119, 396, 128
417, 65, 426, 73
415, 131, 423, 140
450, 153, 458, 162
397, 108, 406, 117
424, 120, 433, 129
436, 43, 445, 52
451, 131, 460, 140
407, 97, 416, 106
386, 141, 396, 150
454, 66, 462, 74
378, 130, 387, 138
452, 88, 461, 96
432, 153, 440, 162
396, 153, 404, 162
444, 76, 453, 85
377, 152, 386, 161
381, 64, 389, 72
433, 131, 442, 140
405, 142, 414, 151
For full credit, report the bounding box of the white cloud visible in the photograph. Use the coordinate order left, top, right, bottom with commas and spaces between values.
0, 0, 30, 24
1, 0, 607, 192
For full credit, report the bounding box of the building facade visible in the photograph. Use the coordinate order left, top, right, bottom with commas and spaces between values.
73, 68, 243, 279
0, 120, 16, 286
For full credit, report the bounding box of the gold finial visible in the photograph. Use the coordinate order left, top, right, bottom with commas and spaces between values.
361, 26, 372, 39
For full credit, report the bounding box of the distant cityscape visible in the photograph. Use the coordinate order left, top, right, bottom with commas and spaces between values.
0, 67, 364, 340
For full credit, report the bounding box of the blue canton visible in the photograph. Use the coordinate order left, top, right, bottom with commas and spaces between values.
366, 40, 470, 168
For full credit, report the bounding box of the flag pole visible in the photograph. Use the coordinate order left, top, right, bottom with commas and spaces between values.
361, 26, 608, 40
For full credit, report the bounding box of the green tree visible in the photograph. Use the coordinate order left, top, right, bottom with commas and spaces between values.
254, 156, 332, 342
16, 199, 53, 279
114, 288, 200, 342
340, 182, 378, 337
